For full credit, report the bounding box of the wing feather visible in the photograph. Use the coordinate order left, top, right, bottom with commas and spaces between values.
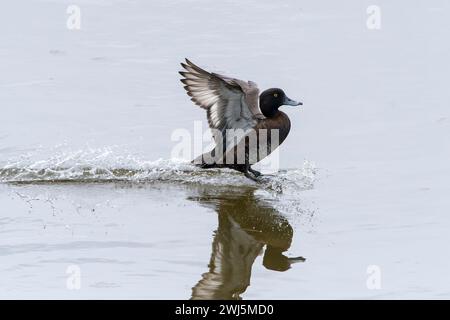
179, 59, 265, 152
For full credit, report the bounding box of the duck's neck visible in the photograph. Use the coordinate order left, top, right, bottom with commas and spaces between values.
260, 102, 280, 118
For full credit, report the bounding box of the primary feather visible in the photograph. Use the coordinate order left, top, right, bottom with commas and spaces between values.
179, 59, 265, 152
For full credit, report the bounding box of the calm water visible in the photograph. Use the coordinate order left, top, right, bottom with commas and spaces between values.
1, 0, 450, 299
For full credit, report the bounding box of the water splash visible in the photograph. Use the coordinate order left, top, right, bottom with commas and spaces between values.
0, 148, 317, 193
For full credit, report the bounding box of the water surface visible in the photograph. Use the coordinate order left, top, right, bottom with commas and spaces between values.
2, 0, 450, 299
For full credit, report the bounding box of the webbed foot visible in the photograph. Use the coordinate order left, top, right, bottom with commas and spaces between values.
248, 167, 262, 177
244, 171, 259, 182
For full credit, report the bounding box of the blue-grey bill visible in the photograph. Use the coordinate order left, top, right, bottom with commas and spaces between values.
284, 96, 303, 106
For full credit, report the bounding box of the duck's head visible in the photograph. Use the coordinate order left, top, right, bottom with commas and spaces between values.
259, 88, 302, 117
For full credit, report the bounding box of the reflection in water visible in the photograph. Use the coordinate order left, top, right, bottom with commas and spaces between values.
189, 187, 305, 300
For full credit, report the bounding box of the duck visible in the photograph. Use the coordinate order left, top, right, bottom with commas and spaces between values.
179, 59, 302, 180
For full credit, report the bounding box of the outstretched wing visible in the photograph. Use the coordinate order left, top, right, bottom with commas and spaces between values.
179, 59, 265, 150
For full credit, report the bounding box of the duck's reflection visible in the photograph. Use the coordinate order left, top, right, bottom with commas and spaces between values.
189, 187, 305, 300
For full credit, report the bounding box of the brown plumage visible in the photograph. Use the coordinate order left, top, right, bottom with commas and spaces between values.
179, 59, 302, 180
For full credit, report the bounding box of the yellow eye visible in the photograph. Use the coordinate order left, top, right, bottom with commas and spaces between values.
274, 93, 278, 97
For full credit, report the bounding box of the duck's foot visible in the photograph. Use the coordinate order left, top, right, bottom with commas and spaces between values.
249, 167, 262, 177
244, 171, 260, 182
